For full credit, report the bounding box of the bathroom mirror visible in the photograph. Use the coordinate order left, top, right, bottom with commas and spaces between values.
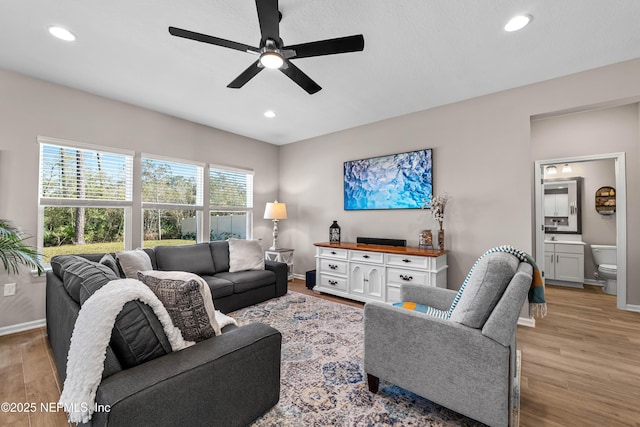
543, 177, 582, 234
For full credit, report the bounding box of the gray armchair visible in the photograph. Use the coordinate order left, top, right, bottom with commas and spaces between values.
364, 252, 533, 427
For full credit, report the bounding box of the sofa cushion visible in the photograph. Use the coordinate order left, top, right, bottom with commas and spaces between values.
449, 252, 519, 329
62, 258, 172, 369
154, 243, 216, 276
51, 255, 84, 281
116, 249, 153, 279
215, 270, 276, 293
228, 239, 265, 273
62, 257, 117, 303
210, 241, 230, 273
138, 270, 221, 341
201, 275, 234, 299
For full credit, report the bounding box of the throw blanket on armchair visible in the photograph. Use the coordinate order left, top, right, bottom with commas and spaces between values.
59, 278, 236, 424
458, 245, 547, 318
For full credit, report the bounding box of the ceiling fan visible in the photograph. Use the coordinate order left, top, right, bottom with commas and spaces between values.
168, 0, 364, 94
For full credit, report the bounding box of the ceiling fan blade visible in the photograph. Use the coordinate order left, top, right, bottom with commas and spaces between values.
280, 61, 321, 94
255, 0, 280, 43
169, 26, 257, 53
285, 34, 364, 59
227, 60, 263, 89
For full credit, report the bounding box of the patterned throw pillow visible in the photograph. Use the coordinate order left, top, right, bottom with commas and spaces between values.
137, 270, 221, 342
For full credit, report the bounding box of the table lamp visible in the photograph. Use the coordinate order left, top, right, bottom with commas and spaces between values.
264, 200, 287, 250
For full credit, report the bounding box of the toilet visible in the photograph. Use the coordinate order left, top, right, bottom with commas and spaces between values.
591, 244, 617, 295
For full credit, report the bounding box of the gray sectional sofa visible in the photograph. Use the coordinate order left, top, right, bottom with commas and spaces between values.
46, 241, 287, 426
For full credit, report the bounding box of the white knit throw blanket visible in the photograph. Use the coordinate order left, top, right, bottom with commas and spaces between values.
59, 278, 236, 424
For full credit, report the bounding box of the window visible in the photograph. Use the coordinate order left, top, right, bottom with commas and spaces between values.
37, 138, 256, 261
209, 165, 253, 241
38, 137, 133, 262
142, 155, 204, 248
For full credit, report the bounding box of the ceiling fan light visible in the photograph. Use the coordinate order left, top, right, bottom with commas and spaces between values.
260, 52, 284, 69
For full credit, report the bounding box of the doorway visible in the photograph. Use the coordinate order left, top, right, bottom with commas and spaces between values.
534, 153, 627, 309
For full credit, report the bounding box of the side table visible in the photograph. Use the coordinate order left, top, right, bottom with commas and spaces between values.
265, 248, 294, 281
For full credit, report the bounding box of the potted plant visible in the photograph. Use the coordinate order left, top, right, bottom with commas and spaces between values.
0, 219, 44, 275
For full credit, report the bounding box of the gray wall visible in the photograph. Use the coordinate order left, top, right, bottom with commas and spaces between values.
279, 58, 640, 306
0, 68, 280, 330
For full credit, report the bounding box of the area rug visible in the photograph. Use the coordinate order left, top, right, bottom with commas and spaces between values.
230, 292, 487, 426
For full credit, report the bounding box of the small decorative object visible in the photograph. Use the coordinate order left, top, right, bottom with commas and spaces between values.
329, 221, 341, 244
438, 229, 445, 250
595, 186, 616, 215
419, 229, 433, 248
430, 194, 449, 250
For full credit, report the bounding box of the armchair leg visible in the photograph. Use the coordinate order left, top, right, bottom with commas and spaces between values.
366, 374, 379, 393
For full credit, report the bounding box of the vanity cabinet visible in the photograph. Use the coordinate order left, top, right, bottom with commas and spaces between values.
314, 242, 447, 304
544, 242, 584, 285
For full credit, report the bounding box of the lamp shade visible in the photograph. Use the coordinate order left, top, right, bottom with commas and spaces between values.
264, 201, 287, 220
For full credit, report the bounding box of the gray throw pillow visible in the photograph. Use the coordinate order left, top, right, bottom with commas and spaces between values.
116, 249, 153, 279
137, 270, 221, 342
449, 252, 519, 329
99, 253, 120, 276
228, 238, 265, 273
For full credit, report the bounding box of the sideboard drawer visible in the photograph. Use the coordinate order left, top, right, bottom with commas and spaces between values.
387, 268, 429, 286
349, 250, 384, 264
385, 253, 430, 269
319, 274, 348, 291
317, 247, 348, 259
319, 259, 348, 275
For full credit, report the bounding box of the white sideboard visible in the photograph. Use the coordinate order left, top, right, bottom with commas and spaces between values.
543, 241, 585, 287
314, 242, 448, 304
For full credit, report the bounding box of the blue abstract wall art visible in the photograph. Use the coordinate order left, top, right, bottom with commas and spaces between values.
344, 149, 433, 210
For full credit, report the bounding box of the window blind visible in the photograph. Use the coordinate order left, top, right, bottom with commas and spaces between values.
142, 157, 203, 206
39, 142, 133, 201
209, 166, 254, 208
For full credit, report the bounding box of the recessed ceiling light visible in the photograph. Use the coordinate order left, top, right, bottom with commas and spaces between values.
264, 110, 276, 118
504, 15, 532, 32
48, 26, 76, 42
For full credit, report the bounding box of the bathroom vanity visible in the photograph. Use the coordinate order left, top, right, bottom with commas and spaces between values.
543, 240, 585, 287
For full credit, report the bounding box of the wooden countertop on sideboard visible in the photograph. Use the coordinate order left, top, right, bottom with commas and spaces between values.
314, 242, 447, 257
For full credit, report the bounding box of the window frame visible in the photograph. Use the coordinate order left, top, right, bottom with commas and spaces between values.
36, 137, 258, 262
141, 153, 205, 245
208, 163, 254, 241
37, 136, 135, 260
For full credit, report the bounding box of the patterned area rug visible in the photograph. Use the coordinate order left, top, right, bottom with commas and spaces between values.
230, 292, 486, 426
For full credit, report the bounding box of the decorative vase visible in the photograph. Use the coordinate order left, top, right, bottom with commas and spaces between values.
329, 221, 341, 243
438, 229, 445, 250
419, 229, 433, 248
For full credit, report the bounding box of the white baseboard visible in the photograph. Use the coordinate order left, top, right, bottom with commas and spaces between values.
625, 304, 640, 313
0, 319, 46, 337
583, 278, 605, 287
517, 316, 535, 328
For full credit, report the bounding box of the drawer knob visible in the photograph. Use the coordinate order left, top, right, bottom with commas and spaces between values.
329, 264, 338, 270
400, 274, 413, 281
363, 254, 370, 259
331, 251, 337, 255
329, 280, 338, 286
402, 259, 411, 263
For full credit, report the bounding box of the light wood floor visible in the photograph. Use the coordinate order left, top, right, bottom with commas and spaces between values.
1, 281, 638, 426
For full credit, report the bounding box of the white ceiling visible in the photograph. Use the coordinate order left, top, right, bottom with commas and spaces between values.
2, 1, 640, 145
